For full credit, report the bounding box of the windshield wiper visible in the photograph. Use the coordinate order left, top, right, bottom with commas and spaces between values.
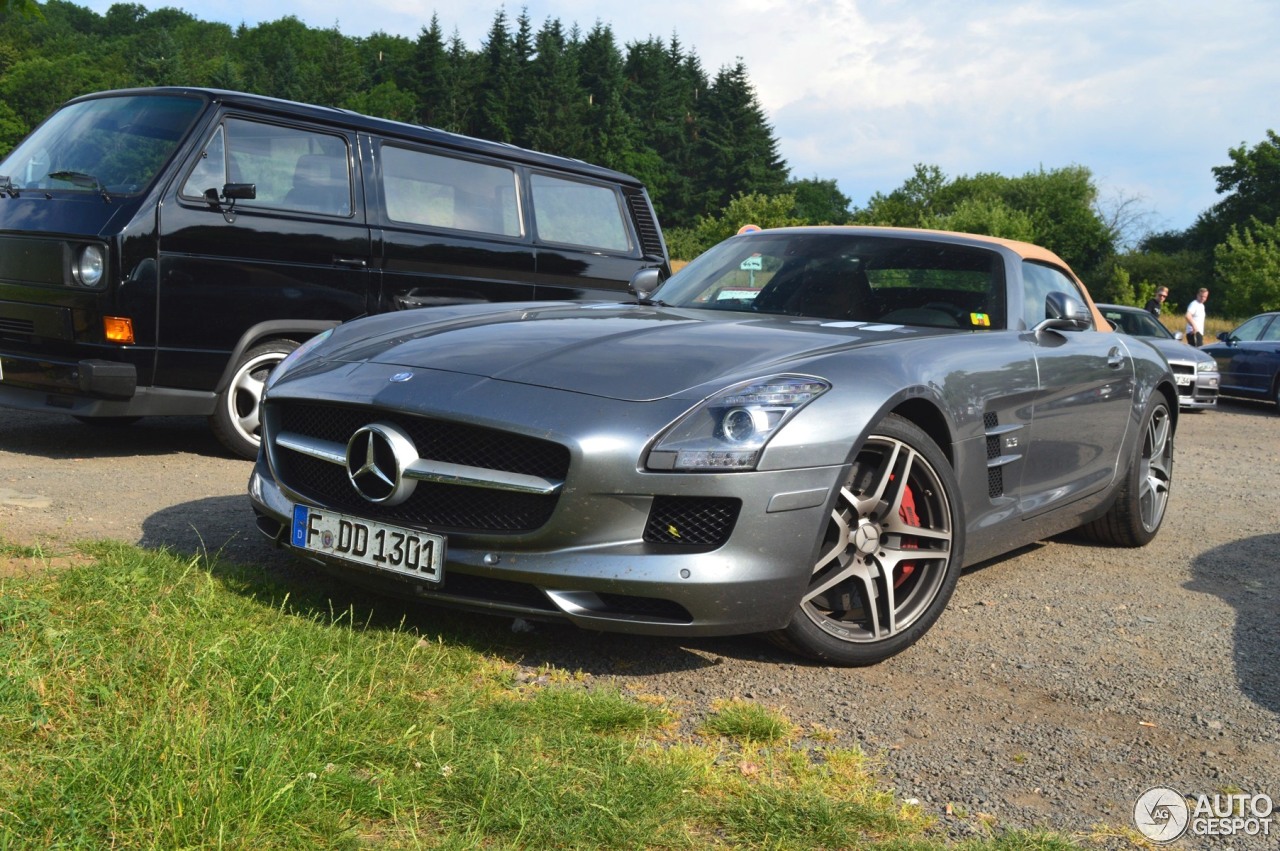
48, 170, 112, 202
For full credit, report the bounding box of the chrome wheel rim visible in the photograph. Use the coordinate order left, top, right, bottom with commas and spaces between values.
1139, 404, 1173, 531
802, 434, 954, 644
226, 352, 283, 447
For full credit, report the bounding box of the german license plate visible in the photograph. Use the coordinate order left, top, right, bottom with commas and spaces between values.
291, 505, 444, 583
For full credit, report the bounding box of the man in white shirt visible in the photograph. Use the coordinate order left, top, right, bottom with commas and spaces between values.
1184, 288, 1209, 347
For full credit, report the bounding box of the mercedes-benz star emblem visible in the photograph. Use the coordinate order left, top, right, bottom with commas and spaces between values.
345, 422, 419, 505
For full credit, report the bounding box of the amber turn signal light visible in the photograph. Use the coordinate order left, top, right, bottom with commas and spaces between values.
103, 316, 135, 344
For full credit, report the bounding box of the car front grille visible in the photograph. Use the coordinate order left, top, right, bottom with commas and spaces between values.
269, 401, 569, 534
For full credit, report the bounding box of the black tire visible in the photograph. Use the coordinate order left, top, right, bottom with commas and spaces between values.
772, 414, 965, 666
209, 339, 298, 460
1081, 396, 1174, 546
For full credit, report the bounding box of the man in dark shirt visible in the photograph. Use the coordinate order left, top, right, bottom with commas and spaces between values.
1144, 286, 1168, 317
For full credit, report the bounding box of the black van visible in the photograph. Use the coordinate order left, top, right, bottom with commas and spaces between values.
0, 87, 668, 457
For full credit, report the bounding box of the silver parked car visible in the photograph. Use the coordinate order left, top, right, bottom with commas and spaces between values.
249, 227, 1178, 665
1097, 303, 1219, 410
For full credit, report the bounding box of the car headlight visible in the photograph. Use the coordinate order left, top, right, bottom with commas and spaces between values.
72, 244, 106, 287
264, 328, 334, 393
646, 375, 830, 471
1196, 360, 1217, 372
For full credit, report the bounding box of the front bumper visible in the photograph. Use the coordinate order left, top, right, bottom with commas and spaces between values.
248, 450, 846, 638
1175, 372, 1219, 409
0, 352, 215, 417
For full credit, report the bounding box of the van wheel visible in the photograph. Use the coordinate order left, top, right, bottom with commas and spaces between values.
210, 339, 298, 460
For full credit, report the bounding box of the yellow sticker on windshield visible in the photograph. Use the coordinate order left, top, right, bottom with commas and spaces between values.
970, 313, 991, 327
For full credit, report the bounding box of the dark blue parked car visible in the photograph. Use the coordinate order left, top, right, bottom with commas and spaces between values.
1202, 312, 1280, 410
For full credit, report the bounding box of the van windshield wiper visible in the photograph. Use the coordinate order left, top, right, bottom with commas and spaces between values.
48, 170, 112, 202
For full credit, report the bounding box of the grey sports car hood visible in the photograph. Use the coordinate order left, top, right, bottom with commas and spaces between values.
321, 302, 939, 402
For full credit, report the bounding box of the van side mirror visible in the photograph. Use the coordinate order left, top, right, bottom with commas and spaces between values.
203, 183, 257, 222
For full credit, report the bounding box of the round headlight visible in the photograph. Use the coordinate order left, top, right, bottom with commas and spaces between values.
74, 245, 106, 287
720, 407, 768, 443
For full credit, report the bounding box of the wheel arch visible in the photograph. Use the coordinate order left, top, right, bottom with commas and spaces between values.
214, 319, 341, 394
886, 396, 957, 467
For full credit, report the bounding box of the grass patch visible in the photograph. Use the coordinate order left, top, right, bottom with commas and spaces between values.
0, 538, 1089, 849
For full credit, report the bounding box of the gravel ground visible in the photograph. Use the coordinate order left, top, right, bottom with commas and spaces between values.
2, 402, 1277, 847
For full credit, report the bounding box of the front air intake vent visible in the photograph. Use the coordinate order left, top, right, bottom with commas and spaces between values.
643, 496, 740, 547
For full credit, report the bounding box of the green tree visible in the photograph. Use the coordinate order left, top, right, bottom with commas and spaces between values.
411, 17, 449, 125
937, 197, 1036, 242
524, 18, 585, 157
665, 191, 802, 260
787, 177, 851, 224
576, 22, 636, 170
696, 60, 787, 214
474, 8, 515, 142
1192, 129, 1280, 249
1114, 247, 1210, 317
854, 164, 948, 227
1214, 218, 1280, 315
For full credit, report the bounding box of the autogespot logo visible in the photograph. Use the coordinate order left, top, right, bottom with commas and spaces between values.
1134, 787, 1274, 843
1134, 787, 1190, 843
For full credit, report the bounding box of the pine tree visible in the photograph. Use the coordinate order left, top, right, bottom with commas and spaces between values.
525, 18, 586, 157
697, 60, 787, 215
474, 9, 515, 142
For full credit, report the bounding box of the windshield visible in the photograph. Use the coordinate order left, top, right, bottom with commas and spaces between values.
1101, 307, 1174, 339
655, 231, 1006, 329
0, 93, 206, 196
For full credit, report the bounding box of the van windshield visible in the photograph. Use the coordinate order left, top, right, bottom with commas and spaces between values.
0, 93, 205, 196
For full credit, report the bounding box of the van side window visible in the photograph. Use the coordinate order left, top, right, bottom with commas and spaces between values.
181, 118, 352, 216
530, 173, 631, 252
382, 145, 522, 237
1021, 261, 1091, 330
183, 125, 226, 198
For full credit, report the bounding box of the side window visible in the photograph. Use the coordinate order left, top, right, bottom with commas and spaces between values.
181, 118, 351, 216
1021, 261, 1090, 329
530, 173, 631, 252
181, 125, 226, 197
381, 145, 522, 237
1261, 317, 1280, 342
1231, 315, 1270, 342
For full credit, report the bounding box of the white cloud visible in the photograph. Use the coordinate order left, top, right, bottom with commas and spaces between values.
80, 0, 1280, 229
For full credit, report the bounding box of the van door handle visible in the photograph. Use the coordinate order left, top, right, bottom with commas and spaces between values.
333, 257, 367, 268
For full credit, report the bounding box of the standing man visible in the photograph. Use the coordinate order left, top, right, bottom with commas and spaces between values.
1184, 288, 1209, 347
1145, 286, 1169, 317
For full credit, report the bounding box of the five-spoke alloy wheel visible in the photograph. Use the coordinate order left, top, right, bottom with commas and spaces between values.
775, 415, 964, 666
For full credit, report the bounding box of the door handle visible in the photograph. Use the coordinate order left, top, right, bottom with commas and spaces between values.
333, 257, 367, 268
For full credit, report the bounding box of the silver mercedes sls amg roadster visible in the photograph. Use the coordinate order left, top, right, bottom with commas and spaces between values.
249, 227, 1178, 665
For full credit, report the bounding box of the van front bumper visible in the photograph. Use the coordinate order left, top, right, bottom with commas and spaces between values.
0, 351, 214, 416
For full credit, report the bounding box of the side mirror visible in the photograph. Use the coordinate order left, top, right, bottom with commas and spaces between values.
203, 183, 257, 222
1033, 291, 1092, 333
628, 267, 663, 304
1217, 331, 1233, 344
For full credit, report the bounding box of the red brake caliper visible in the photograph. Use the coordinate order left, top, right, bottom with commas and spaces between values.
896, 484, 920, 588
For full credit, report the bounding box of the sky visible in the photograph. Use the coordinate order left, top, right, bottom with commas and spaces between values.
82, 0, 1280, 235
